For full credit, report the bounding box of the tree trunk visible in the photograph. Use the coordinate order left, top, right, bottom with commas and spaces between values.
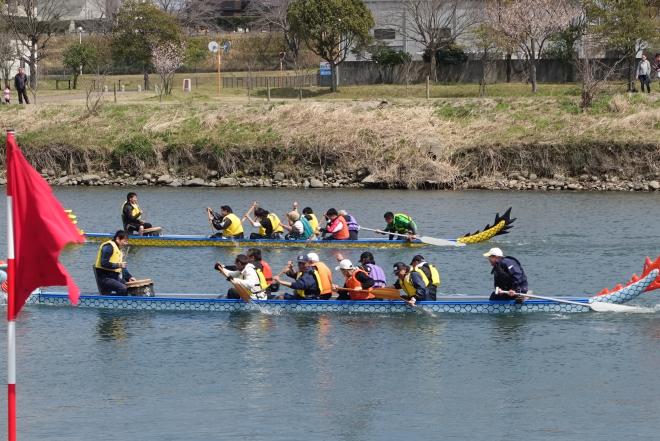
506, 53, 512, 83
28, 49, 37, 89
330, 62, 338, 92
530, 41, 537, 93
627, 54, 635, 92
143, 71, 150, 91
430, 49, 437, 83
73, 73, 79, 89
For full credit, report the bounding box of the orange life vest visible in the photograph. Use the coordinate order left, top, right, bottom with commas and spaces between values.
312, 261, 333, 295
261, 260, 273, 283
329, 215, 349, 240
345, 268, 374, 300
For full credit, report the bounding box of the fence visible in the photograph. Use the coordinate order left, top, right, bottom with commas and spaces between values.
222, 74, 318, 89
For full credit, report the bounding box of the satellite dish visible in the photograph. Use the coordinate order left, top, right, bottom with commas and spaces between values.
208, 41, 219, 53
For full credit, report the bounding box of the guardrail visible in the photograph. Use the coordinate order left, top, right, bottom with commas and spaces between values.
222, 74, 318, 89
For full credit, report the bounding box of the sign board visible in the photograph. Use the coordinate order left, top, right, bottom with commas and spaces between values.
208, 41, 219, 53
319, 61, 331, 76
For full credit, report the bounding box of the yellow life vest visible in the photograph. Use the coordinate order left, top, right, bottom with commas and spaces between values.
294, 269, 323, 298
400, 273, 418, 297
255, 267, 269, 290
122, 202, 142, 220
94, 240, 123, 273
308, 213, 319, 234
414, 264, 441, 287
258, 213, 284, 236
222, 213, 244, 237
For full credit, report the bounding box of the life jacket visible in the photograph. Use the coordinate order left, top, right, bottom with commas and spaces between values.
391, 213, 414, 234
311, 261, 333, 295
328, 216, 349, 240
364, 263, 386, 288
300, 216, 314, 239
294, 268, 323, 298
261, 260, 273, 283
222, 213, 244, 237
401, 273, 421, 298
258, 213, 284, 237
306, 213, 319, 234
344, 214, 360, 232
254, 266, 269, 291
345, 268, 374, 300
416, 263, 440, 287
94, 240, 123, 273
122, 202, 142, 225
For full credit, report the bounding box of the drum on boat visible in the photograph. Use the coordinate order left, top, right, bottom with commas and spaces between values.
126, 279, 155, 297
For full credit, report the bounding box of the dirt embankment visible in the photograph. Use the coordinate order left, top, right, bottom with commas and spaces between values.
0, 94, 658, 191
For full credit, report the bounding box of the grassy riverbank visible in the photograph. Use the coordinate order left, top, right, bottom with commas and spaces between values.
1, 83, 659, 189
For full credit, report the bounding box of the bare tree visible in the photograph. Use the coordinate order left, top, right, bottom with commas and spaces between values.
248, 0, 301, 66
486, 0, 580, 93
471, 24, 501, 97
400, 0, 478, 82
153, 0, 218, 32
0, 33, 16, 88
2, 0, 70, 89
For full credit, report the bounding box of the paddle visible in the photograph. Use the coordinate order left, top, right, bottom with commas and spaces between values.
359, 226, 465, 248
495, 288, 637, 312
206, 207, 216, 235
241, 201, 258, 224
215, 264, 253, 303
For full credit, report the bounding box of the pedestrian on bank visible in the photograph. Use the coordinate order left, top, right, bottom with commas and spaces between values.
653, 53, 660, 89
13, 67, 29, 104
637, 54, 651, 93
3, 86, 10, 104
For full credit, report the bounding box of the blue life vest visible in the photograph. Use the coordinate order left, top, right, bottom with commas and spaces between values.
364, 263, 386, 288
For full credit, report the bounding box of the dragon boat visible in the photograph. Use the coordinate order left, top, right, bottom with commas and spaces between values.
30, 257, 660, 314
83, 208, 516, 248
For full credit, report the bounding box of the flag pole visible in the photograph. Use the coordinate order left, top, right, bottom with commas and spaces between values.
6, 129, 17, 441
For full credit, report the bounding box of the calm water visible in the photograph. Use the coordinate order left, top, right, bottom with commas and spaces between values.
0, 187, 659, 441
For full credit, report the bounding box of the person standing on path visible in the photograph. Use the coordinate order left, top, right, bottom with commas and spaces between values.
13, 67, 29, 104
636, 54, 651, 93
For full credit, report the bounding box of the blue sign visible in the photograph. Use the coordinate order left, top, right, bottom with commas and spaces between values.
319, 61, 331, 76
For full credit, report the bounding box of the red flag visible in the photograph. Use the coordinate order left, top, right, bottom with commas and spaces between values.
6, 130, 84, 319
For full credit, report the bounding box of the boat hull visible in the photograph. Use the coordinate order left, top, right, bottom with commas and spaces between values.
29, 269, 654, 314
84, 233, 428, 248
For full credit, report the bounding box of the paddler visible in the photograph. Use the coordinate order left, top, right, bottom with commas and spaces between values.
484, 247, 528, 302
215, 254, 268, 300
302, 206, 320, 238
246, 206, 284, 239
306, 252, 334, 299
358, 251, 387, 288
391, 262, 429, 305
93, 230, 135, 295
282, 210, 306, 240
273, 254, 322, 300
383, 212, 417, 241
247, 248, 279, 294
122, 192, 160, 236
338, 210, 360, 240
410, 255, 441, 300
333, 259, 375, 300
321, 208, 349, 240
206, 205, 244, 239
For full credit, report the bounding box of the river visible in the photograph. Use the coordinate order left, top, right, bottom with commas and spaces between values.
0, 187, 659, 441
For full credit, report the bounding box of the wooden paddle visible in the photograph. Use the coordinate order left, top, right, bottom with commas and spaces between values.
359, 226, 465, 248
126, 278, 153, 287
495, 288, 637, 312
241, 201, 258, 224
371, 287, 403, 300
215, 264, 253, 303
141, 226, 162, 235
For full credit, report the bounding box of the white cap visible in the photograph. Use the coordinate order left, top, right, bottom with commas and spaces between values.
483, 247, 503, 257
335, 259, 354, 271
307, 252, 320, 262
338, 209, 348, 216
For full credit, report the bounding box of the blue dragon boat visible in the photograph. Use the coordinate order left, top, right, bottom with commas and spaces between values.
83, 208, 516, 248
30, 258, 660, 314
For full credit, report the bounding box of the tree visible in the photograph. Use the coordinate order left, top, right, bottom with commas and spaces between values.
371, 46, 411, 84
586, 0, 660, 92
288, 0, 374, 92
0, 33, 16, 89
183, 37, 208, 72
152, 41, 185, 100
62, 42, 98, 89
400, 0, 477, 82
486, 0, 580, 93
471, 24, 502, 97
2, 0, 70, 89
111, 0, 183, 90
248, 0, 301, 67
153, 0, 218, 32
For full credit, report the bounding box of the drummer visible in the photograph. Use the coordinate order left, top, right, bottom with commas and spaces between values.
93, 230, 135, 295
122, 192, 161, 236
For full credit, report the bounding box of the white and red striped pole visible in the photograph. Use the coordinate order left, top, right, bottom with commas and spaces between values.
6, 129, 17, 441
